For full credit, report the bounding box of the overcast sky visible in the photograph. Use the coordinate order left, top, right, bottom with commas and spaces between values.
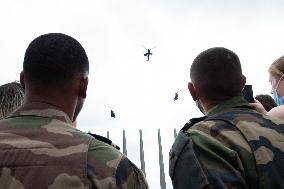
1, 0, 284, 188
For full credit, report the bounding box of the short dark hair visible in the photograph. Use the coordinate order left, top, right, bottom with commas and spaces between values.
255, 94, 277, 112
23, 33, 89, 87
190, 47, 243, 101
0, 82, 24, 119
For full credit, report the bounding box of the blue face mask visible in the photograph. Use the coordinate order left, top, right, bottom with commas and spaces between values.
271, 89, 284, 105
271, 75, 284, 105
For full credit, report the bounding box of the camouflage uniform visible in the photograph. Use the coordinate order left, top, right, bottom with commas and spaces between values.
0, 102, 148, 189
169, 96, 284, 189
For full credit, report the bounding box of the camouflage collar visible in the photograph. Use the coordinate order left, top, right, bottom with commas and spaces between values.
207, 96, 250, 116
9, 102, 73, 124
181, 116, 207, 131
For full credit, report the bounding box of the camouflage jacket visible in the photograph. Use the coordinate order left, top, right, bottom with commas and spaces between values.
169, 96, 284, 189
0, 102, 148, 189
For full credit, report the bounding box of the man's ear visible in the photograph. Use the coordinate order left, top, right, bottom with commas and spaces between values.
20, 71, 25, 90
241, 75, 246, 90
79, 77, 88, 98
188, 82, 198, 101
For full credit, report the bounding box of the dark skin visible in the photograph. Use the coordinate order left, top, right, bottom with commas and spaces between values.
188, 75, 246, 114
20, 71, 89, 121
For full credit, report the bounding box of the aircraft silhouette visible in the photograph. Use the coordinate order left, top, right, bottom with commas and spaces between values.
144, 49, 153, 61
174, 92, 178, 101
110, 110, 116, 118
143, 46, 156, 61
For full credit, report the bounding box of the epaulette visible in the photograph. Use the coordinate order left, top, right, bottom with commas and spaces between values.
181, 116, 207, 132
88, 132, 120, 150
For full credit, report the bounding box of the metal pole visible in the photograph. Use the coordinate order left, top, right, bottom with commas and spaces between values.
139, 129, 146, 176
107, 131, 109, 139
158, 129, 166, 189
123, 130, 127, 156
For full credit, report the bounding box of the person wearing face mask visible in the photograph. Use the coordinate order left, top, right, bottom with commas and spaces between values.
169, 47, 284, 189
251, 55, 284, 121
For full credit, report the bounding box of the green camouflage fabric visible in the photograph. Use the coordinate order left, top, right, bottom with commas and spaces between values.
169, 96, 284, 189
0, 102, 148, 189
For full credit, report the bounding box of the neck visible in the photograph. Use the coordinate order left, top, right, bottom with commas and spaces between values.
23, 91, 76, 120
200, 99, 219, 114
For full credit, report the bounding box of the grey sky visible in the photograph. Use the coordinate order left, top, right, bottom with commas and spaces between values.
1, 0, 284, 188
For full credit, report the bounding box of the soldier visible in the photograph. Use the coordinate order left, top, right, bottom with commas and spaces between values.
0, 81, 24, 119
169, 47, 284, 189
0, 33, 148, 189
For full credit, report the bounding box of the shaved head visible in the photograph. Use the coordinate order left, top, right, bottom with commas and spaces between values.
190, 47, 243, 101
23, 33, 89, 90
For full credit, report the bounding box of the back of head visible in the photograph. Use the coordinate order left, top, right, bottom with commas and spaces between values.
190, 47, 243, 101
0, 82, 24, 119
255, 94, 277, 112
23, 33, 89, 91
269, 55, 284, 79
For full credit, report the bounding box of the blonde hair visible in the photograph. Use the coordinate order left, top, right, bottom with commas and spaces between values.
0, 82, 24, 119
269, 55, 284, 79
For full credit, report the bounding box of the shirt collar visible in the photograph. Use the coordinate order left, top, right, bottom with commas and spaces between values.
206, 96, 250, 116
9, 102, 73, 124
